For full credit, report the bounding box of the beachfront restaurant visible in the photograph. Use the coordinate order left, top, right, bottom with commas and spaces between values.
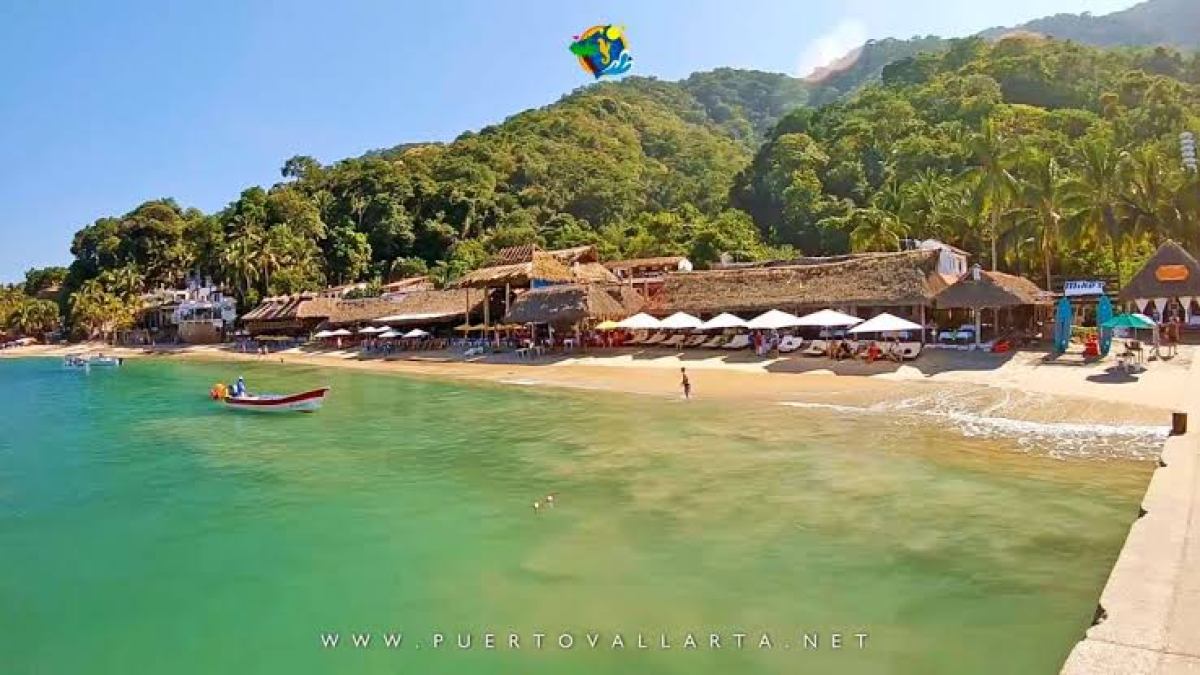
658, 249, 951, 338
241, 294, 337, 337
453, 244, 616, 333
502, 284, 636, 349
932, 265, 1053, 347
374, 288, 488, 334
1119, 240, 1200, 328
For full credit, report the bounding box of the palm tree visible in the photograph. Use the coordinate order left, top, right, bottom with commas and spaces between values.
1120, 145, 1183, 246
8, 299, 60, 336
963, 119, 1018, 270
844, 207, 909, 252
1014, 150, 1070, 289
1067, 137, 1131, 284
221, 230, 263, 302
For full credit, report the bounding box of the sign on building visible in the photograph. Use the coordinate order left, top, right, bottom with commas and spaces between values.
1063, 280, 1105, 296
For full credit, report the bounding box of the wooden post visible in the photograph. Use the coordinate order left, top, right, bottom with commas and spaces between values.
918, 304, 927, 344
975, 308, 982, 347
465, 287, 470, 335
483, 286, 490, 330
505, 283, 511, 315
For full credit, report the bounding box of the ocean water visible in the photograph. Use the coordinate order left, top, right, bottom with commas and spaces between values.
0, 357, 1156, 674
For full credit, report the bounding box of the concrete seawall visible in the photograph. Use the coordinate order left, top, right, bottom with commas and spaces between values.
1062, 358, 1200, 674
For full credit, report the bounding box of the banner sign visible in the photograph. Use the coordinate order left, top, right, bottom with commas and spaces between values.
1063, 280, 1105, 296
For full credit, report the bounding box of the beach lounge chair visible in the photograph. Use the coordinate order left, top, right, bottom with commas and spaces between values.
660, 334, 685, 348
801, 339, 827, 356
778, 336, 805, 353
898, 342, 922, 360
643, 332, 668, 345
722, 334, 751, 350
682, 334, 707, 348
700, 335, 727, 348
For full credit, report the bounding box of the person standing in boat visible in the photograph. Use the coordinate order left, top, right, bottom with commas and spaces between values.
231, 376, 247, 397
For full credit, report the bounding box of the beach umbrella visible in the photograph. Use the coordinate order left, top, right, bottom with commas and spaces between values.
402, 328, 430, 338
357, 326, 381, 334
698, 313, 747, 331
328, 328, 352, 337
848, 313, 922, 334
378, 330, 401, 339
313, 330, 332, 338
1053, 297, 1073, 353
1096, 295, 1114, 356
658, 312, 703, 330
1102, 313, 1156, 330
616, 313, 662, 330
594, 320, 621, 330
746, 309, 804, 330
794, 308, 863, 327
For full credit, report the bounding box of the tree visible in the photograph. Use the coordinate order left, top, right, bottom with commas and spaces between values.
23, 266, 67, 297
7, 299, 60, 336
1067, 136, 1131, 284
963, 119, 1018, 270
325, 225, 372, 284
1014, 150, 1070, 288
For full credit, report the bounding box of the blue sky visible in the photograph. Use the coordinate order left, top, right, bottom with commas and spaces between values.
0, 0, 1137, 282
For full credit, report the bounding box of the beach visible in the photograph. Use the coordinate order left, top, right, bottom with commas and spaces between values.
5, 341, 1188, 431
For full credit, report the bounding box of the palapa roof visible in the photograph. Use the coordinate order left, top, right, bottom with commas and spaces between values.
381, 276, 434, 293
377, 288, 485, 325
1119, 240, 1200, 300
324, 297, 405, 326
605, 256, 688, 271
503, 284, 629, 326
242, 294, 334, 323
485, 244, 599, 267
453, 252, 574, 288
935, 269, 1052, 309
570, 261, 620, 284
659, 249, 949, 314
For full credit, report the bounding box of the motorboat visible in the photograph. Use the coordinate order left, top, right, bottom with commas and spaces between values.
214, 386, 330, 413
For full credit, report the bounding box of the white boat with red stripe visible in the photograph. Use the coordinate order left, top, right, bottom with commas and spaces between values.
221, 387, 330, 413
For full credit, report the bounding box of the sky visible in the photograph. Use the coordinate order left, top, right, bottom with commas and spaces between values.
0, 0, 1139, 282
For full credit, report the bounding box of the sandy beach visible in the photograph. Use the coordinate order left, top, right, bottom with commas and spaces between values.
6, 341, 1191, 429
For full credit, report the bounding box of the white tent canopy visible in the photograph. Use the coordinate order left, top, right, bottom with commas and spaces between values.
699, 312, 747, 331
616, 312, 662, 330
402, 328, 430, 338
795, 308, 863, 327
658, 312, 703, 330
746, 309, 803, 330
848, 312, 922, 334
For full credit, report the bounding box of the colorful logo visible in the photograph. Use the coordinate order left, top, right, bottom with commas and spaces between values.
569, 25, 632, 79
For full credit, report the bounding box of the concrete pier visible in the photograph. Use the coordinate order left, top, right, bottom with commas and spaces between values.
1062, 360, 1200, 674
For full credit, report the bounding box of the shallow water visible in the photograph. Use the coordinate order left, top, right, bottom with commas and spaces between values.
0, 358, 1156, 674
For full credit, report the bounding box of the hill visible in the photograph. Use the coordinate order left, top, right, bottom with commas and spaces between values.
980, 0, 1200, 49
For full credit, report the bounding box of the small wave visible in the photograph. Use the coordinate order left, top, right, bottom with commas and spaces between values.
499, 378, 542, 386
778, 400, 1168, 459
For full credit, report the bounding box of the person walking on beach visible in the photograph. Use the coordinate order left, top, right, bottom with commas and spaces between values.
680, 367, 691, 400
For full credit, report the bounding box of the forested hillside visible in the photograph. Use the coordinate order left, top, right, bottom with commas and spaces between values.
734, 36, 1200, 287
980, 0, 1200, 49
7, 9, 1200, 338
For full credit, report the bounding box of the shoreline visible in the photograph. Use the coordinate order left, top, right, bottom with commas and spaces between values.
4, 342, 1185, 430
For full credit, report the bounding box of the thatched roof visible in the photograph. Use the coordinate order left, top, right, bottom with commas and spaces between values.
605, 256, 688, 272
603, 284, 646, 314
485, 244, 599, 267
324, 297, 405, 326
381, 276, 433, 294
659, 249, 949, 314
453, 252, 574, 288
570, 261, 619, 284
377, 289, 485, 325
242, 294, 335, 323
503, 284, 629, 326
1119, 240, 1200, 300
935, 269, 1052, 309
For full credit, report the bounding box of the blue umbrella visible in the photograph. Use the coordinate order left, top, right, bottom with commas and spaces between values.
1053, 297, 1073, 354
1097, 295, 1114, 356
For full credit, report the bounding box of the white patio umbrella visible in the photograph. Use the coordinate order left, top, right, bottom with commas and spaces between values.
378, 330, 401, 339
402, 328, 430, 338
312, 330, 332, 339
357, 326, 382, 334
848, 313, 923, 334
795, 308, 863, 327
328, 328, 353, 337
746, 309, 803, 330
616, 312, 662, 330
698, 312, 747, 330
658, 312, 703, 330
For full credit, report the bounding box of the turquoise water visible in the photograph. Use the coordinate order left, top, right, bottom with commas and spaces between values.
0, 357, 1153, 674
